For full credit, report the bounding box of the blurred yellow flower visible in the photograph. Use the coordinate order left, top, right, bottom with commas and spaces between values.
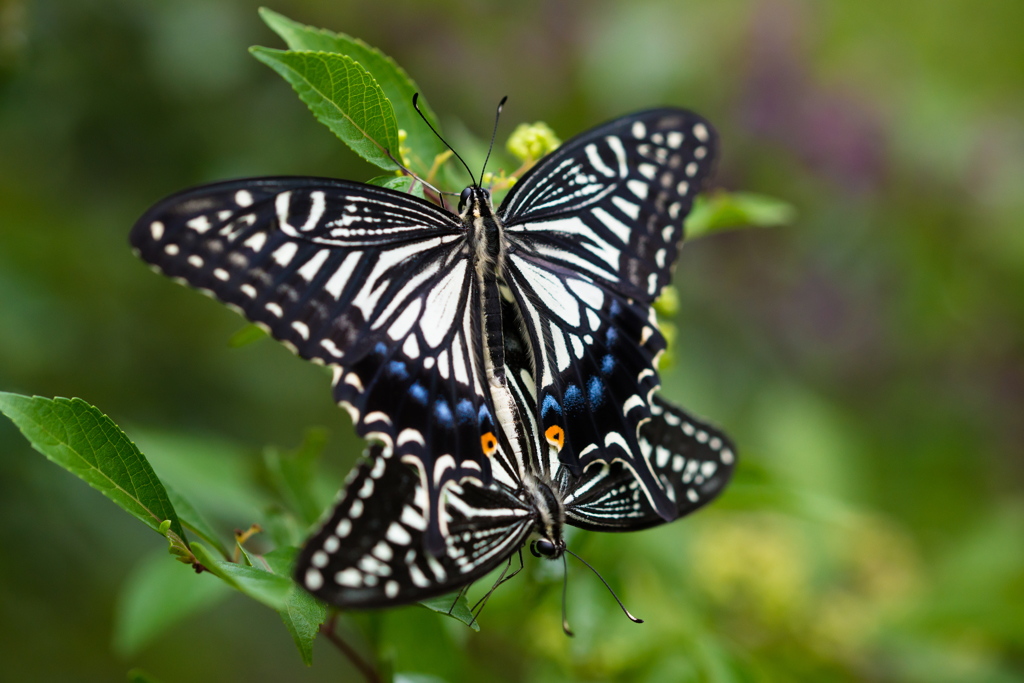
507, 122, 561, 162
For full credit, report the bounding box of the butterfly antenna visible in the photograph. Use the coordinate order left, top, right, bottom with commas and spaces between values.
561, 553, 575, 636
480, 95, 508, 185
412, 93, 477, 186
565, 549, 643, 624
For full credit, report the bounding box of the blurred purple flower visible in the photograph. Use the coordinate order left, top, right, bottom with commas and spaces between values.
740, 0, 887, 193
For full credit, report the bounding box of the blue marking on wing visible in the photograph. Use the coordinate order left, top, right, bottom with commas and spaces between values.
601, 354, 615, 375
541, 393, 561, 418
409, 382, 428, 405
456, 399, 475, 425
588, 376, 605, 408
563, 384, 584, 414
387, 360, 409, 380
435, 397, 454, 428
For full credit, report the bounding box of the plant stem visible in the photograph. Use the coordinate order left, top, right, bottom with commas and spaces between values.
321, 613, 381, 683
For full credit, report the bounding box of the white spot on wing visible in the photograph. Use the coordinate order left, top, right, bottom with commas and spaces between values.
235, 189, 253, 207
585, 143, 615, 178
297, 249, 330, 281
325, 251, 362, 299
187, 216, 212, 234
243, 232, 266, 251
305, 568, 323, 590
550, 323, 571, 372
402, 334, 420, 359
150, 221, 164, 240
612, 195, 640, 220
627, 179, 649, 199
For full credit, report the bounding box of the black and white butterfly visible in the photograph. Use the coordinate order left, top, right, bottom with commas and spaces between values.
130, 107, 735, 614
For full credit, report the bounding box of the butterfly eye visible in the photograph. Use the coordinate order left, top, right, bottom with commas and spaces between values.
530, 539, 558, 558
458, 187, 473, 212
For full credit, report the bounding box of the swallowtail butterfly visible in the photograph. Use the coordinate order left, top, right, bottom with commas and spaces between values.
131, 107, 735, 616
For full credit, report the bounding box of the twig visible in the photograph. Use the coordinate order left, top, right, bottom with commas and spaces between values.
320, 613, 382, 683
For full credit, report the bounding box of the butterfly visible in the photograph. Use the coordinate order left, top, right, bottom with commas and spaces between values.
130, 106, 736, 617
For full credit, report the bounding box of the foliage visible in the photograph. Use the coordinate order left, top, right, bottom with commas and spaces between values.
2, 2, 1022, 683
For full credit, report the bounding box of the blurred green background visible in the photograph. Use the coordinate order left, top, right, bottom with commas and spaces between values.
2, 0, 1023, 681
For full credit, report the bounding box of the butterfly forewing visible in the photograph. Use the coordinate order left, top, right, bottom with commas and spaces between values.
298, 445, 534, 608
501, 109, 717, 300
130, 177, 502, 551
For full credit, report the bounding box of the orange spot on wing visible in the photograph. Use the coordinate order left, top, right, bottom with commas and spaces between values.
480, 432, 497, 457
545, 425, 565, 451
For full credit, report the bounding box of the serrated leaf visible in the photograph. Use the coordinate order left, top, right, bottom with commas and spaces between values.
227, 323, 267, 348
114, 551, 232, 657
0, 392, 185, 541
258, 8, 451, 184
419, 592, 480, 631
191, 542, 291, 611
127, 669, 163, 683
250, 47, 400, 170
685, 191, 796, 240
164, 482, 230, 560
367, 174, 427, 199
264, 428, 328, 526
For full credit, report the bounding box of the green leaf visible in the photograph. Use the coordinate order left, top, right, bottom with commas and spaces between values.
258, 8, 451, 184
113, 551, 232, 657
250, 47, 400, 170
232, 545, 326, 666
191, 542, 291, 612
367, 174, 427, 199
263, 505, 303, 548
127, 669, 163, 683
227, 323, 267, 348
264, 428, 328, 526
685, 191, 796, 240
0, 393, 185, 541
164, 482, 230, 560
419, 592, 480, 632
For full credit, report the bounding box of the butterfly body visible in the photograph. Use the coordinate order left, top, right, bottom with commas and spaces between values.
130, 107, 736, 610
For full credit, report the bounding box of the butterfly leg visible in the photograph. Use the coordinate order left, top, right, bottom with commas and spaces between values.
468, 552, 517, 628
448, 582, 472, 616
494, 546, 525, 588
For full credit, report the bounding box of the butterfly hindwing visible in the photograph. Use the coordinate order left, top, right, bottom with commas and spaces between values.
562, 396, 736, 531
130, 177, 502, 552
297, 445, 534, 608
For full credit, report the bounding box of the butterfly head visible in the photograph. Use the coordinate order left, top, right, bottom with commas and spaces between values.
458, 186, 492, 214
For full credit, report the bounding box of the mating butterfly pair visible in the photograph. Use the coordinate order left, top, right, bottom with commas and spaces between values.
130, 107, 735, 618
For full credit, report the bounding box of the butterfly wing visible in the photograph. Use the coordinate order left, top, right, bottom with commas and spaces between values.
131, 177, 499, 552
297, 445, 534, 608
497, 109, 718, 519
562, 396, 736, 530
